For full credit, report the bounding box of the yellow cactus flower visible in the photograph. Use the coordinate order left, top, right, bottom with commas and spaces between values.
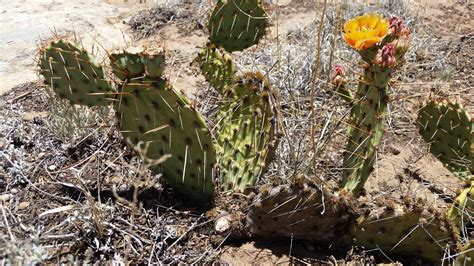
343, 13, 389, 50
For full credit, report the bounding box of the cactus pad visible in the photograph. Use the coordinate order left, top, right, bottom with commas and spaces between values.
110, 47, 146, 81
216, 72, 279, 193
417, 100, 473, 179
246, 180, 355, 239
353, 201, 456, 263
115, 78, 217, 204
341, 65, 391, 194
208, 0, 268, 52
196, 43, 236, 94
38, 39, 114, 106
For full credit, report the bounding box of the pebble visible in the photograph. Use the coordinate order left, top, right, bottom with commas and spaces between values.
18, 201, 30, 209
11, 188, 18, 195
38, 152, 45, 159
0, 194, 12, 202
48, 165, 57, 171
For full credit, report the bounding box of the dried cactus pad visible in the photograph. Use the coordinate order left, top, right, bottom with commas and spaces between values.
115, 78, 217, 204
246, 181, 355, 239
196, 43, 236, 94
353, 202, 456, 263
216, 72, 279, 193
208, 0, 268, 52
39, 39, 114, 106
417, 100, 473, 180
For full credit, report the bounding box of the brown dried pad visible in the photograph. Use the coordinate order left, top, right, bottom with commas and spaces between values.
246, 180, 356, 240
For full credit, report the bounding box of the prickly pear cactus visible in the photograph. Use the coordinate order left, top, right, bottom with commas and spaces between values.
246, 177, 355, 239
196, 43, 236, 94
38, 39, 114, 106
353, 200, 457, 263
417, 100, 473, 180
340, 14, 411, 195
115, 77, 217, 204
208, 0, 268, 52
216, 72, 279, 193
39, 39, 217, 205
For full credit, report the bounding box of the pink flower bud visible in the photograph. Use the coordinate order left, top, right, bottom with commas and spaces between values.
389, 16, 410, 37
335, 65, 344, 76
376, 43, 396, 67
332, 65, 346, 87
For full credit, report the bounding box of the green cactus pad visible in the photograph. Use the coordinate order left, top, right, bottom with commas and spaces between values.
417, 100, 473, 180
246, 179, 355, 239
208, 0, 268, 52
110, 47, 146, 81
196, 43, 236, 94
341, 65, 391, 195
216, 72, 279, 193
143, 47, 166, 78
38, 39, 114, 106
115, 78, 217, 205
353, 202, 456, 263
110, 47, 166, 81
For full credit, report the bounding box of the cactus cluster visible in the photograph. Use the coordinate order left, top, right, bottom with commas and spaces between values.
39, 39, 217, 205
39, 0, 275, 205
37, 3, 472, 263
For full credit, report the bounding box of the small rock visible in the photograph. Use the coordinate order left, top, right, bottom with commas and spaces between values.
215, 215, 232, 233
48, 165, 57, 171
18, 201, 30, 209
11, 188, 18, 195
38, 152, 45, 159
0, 194, 12, 202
